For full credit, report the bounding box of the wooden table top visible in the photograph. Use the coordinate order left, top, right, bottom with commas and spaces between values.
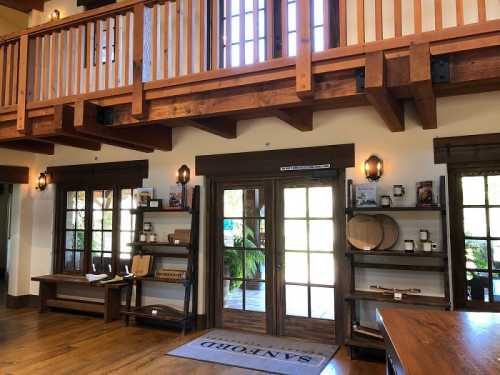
377, 308, 500, 375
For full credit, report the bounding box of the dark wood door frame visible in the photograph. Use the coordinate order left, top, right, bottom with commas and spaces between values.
0, 165, 29, 184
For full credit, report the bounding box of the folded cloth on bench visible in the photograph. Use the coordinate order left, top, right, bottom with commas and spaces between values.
86, 273, 108, 282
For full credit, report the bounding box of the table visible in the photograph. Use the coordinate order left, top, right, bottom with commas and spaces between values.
377, 308, 500, 375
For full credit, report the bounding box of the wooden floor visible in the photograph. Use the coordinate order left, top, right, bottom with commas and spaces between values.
0, 304, 385, 375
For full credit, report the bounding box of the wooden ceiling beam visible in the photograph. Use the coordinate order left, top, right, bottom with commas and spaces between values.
0, 0, 45, 13
0, 139, 54, 154
365, 51, 404, 132
179, 118, 237, 139
410, 43, 437, 129
272, 107, 313, 131
74, 101, 172, 152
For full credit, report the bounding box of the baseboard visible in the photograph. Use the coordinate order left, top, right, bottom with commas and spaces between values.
6, 294, 39, 309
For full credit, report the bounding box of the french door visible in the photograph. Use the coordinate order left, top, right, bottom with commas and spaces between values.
214, 176, 337, 342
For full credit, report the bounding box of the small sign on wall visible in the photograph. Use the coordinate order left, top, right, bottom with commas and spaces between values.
280, 164, 331, 172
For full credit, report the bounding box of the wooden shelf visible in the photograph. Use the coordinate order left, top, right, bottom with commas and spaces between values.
122, 305, 188, 322
130, 207, 191, 214
346, 249, 447, 258
128, 242, 190, 249
46, 298, 105, 314
345, 291, 450, 308
346, 206, 444, 213
353, 262, 445, 272
345, 337, 385, 351
136, 276, 190, 284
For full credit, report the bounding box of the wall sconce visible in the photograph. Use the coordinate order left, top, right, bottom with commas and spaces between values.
176, 165, 191, 208
36, 172, 50, 191
49, 9, 60, 21
364, 155, 383, 181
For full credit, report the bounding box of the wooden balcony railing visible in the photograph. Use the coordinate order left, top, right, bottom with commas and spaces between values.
0, 0, 499, 151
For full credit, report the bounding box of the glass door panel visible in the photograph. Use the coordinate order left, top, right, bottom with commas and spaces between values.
279, 182, 335, 342
64, 190, 86, 273
91, 189, 113, 273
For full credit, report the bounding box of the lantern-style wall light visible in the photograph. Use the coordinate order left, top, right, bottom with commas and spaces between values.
364, 155, 383, 181
49, 9, 60, 21
176, 165, 191, 208
36, 172, 50, 191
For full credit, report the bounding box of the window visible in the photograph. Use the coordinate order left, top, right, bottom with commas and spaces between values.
461, 174, 500, 305
222, 0, 267, 68
60, 186, 139, 274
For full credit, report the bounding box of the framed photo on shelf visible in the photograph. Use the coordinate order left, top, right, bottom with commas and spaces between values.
355, 183, 378, 207
148, 199, 163, 210
168, 185, 183, 208
134, 188, 154, 208
416, 181, 434, 207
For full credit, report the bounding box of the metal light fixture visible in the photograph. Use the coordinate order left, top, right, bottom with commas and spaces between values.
36, 172, 49, 191
176, 165, 191, 208
49, 9, 60, 21
364, 155, 383, 181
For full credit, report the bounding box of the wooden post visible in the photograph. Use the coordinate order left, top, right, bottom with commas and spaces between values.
17, 34, 29, 134
296, 0, 313, 97
132, 3, 145, 118
266, 0, 274, 59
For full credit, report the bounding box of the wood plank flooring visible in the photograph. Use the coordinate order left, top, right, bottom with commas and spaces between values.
0, 305, 385, 374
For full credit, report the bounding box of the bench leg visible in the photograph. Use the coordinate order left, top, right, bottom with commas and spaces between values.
104, 287, 122, 323
39, 282, 56, 313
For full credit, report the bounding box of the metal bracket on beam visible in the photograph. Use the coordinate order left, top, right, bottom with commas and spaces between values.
431, 56, 450, 84
355, 69, 365, 92
96, 107, 114, 125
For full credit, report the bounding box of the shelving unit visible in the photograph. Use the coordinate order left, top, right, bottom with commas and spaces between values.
122, 185, 200, 333
344, 176, 450, 353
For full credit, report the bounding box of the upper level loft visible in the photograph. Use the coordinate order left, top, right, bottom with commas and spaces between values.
1, 0, 500, 154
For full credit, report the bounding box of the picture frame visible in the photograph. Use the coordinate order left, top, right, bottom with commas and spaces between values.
416, 181, 434, 207
134, 188, 154, 208
355, 183, 378, 207
148, 198, 163, 210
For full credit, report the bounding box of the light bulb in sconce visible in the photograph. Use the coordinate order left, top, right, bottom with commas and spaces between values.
49, 9, 60, 21
36, 172, 50, 191
364, 155, 383, 182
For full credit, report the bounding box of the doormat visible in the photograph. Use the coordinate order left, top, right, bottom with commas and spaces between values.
167, 329, 339, 375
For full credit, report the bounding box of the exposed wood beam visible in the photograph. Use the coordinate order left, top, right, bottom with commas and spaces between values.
272, 107, 313, 131
0, 140, 54, 155
177, 118, 237, 139
410, 43, 437, 129
0, 165, 29, 184
74, 101, 172, 152
0, 0, 44, 13
365, 51, 404, 132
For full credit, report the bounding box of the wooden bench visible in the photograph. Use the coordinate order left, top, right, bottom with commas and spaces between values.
31, 274, 128, 323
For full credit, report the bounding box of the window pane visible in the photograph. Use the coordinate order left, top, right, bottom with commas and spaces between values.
121, 189, 133, 209
224, 190, 243, 217
76, 211, 85, 230
309, 187, 332, 218
489, 208, 500, 237
245, 282, 265, 312
121, 211, 132, 230
285, 251, 308, 283
259, 0, 265, 9
244, 219, 265, 248
245, 0, 253, 12
309, 220, 333, 251
67, 192, 76, 209
231, 0, 240, 15
310, 253, 334, 285
224, 250, 243, 279
286, 284, 308, 317
463, 208, 487, 237
75, 251, 83, 272
231, 44, 240, 66
92, 232, 102, 251
467, 270, 490, 302
224, 281, 243, 309
245, 13, 253, 40
288, 32, 297, 56
311, 287, 334, 320
231, 16, 240, 44
66, 231, 75, 249
76, 231, 85, 250
314, 26, 324, 52
313, 0, 324, 26
465, 239, 488, 270
462, 176, 485, 205
259, 38, 265, 62
285, 220, 307, 250
77, 191, 85, 209
103, 232, 112, 251
224, 219, 243, 247
245, 41, 253, 64
492, 241, 500, 270
93, 190, 103, 209
244, 189, 265, 217
104, 190, 113, 209
103, 211, 113, 230
246, 250, 265, 280
488, 176, 500, 205
66, 211, 75, 229
284, 188, 306, 218
64, 251, 74, 270
120, 231, 133, 253
288, 2, 296, 32
494, 273, 500, 302
258, 10, 265, 38
93, 210, 102, 230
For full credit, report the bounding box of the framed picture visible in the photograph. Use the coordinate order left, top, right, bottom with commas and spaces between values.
355, 183, 378, 207
134, 188, 154, 207
148, 198, 163, 210
416, 181, 434, 206
168, 185, 183, 208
